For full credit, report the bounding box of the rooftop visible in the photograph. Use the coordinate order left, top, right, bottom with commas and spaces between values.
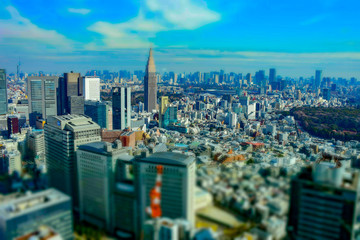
0, 188, 70, 220
140, 152, 195, 167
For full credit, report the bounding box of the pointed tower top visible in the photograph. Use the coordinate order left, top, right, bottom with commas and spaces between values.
146, 48, 156, 73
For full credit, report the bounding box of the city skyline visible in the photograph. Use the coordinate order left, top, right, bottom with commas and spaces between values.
0, 0, 359, 78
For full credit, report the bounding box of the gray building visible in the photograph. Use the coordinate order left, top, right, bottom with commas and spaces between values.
144, 48, 157, 112
0, 188, 73, 240
58, 72, 84, 115
112, 87, 131, 130
288, 162, 360, 240
44, 115, 101, 209
77, 141, 131, 232
27, 76, 58, 126
0, 69, 7, 115
135, 152, 196, 235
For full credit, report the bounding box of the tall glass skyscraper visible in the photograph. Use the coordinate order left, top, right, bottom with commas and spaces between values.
0, 69, 7, 115
144, 48, 157, 112
27, 76, 58, 126
112, 87, 131, 130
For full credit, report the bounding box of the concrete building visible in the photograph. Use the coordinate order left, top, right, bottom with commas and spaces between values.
77, 141, 131, 231
0, 188, 73, 240
83, 76, 100, 101
287, 162, 360, 240
135, 152, 196, 234
0, 69, 7, 115
315, 70, 322, 89
44, 115, 101, 209
27, 76, 58, 126
27, 130, 46, 169
112, 87, 131, 130
144, 48, 157, 112
5, 150, 22, 174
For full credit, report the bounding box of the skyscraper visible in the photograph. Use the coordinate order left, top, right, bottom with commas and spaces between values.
315, 70, 322, 89
269, 68, 276, 83
27, 76, 58, 126
83, 76, 100, 101
135, 152, 196, 233
144, 48, 157, 112
85, 100, 112, 129
0, 69, 7, 115
77, 141, 131, 231
44, 115, 101, 209
0, 188, 73, 240
57, 72, 84, 115
112, 87, 131, 130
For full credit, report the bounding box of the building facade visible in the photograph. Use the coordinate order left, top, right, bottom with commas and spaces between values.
77, 141, 131, 232
112, 87, 131, 130
27, 76, 58, 126
83, 76, 100, 101
135, 152, 196, 235
44, 115, 101, 209
85, 100, 111, 129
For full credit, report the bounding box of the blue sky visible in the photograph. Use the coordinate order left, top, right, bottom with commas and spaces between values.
0, 0, 359, 78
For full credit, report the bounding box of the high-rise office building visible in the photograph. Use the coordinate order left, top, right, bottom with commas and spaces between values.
269, 68, 276, 83
77, 141, 131, 231
315, 70, 322, 89
135, 152, 196, 233
83, 76, 100, 101
144, 48, 157, 112
44, 115, 101, 208
112, 87, 131, 130
7, 116, 19, 137
287, 163, 360, 240
27, 76, 58, 126
160, 106, 178, 129
57, 72, 84, 115
84, 100, 112, 129
0, 188, 73, 240
0, 69, 7, 115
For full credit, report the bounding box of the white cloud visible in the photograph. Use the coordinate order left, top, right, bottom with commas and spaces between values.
68, 8, 91, 15
87, 0, 221, 49
146, 0, 220, 30
0, 6, 73, 49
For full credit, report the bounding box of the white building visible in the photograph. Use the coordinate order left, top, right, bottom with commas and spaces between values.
83, 76, 100, 101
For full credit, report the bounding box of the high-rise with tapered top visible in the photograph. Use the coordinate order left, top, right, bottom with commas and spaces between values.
144, 48, 157, 112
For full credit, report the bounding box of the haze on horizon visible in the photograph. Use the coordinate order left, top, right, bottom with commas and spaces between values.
0, 0, 359, 79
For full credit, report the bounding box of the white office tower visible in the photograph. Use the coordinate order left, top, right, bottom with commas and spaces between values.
44, 115, 101, 209
0, 188, 73, 240
5, 150, 22, 174
77, 141, 131, 232
83, 76, 100, 101
135, 152, 196, 234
